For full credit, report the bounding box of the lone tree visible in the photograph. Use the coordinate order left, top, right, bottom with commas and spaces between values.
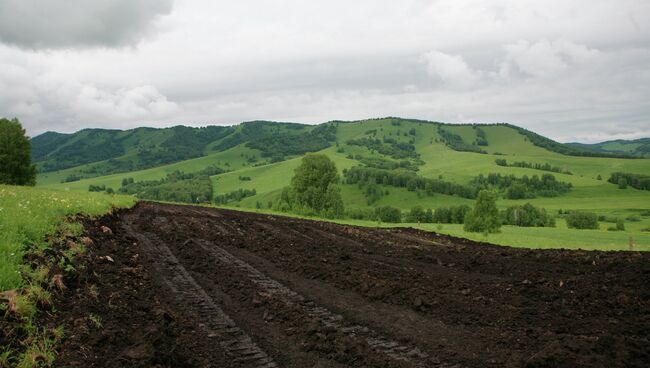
278, 154, 344, 218
0, 118, 36, 186
464, 189, 501, 233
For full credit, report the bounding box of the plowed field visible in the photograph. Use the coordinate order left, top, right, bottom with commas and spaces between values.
49, 202, 650, 367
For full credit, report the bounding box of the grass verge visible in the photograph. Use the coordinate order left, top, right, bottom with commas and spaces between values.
0, 184, 135, 367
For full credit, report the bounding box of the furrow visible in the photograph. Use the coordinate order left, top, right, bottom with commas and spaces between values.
196, 239, 442, 368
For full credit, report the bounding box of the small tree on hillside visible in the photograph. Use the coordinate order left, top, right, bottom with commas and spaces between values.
464, 190, 501, 233
0, 118, 36, 186
278, 154, 344, 218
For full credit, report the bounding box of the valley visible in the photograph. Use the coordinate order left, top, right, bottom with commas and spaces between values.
34, 118, 650, 250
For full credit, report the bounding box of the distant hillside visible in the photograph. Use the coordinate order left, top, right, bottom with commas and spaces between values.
32, 118, 639, 180
567, 138, 650, 158
31, 121, 335, 180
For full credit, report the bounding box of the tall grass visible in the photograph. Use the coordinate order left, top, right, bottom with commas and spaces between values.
0, 185, 135, 290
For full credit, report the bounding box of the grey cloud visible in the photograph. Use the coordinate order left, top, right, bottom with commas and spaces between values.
0, 0, 173, 49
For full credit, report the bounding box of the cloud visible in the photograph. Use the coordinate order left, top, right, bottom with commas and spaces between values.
420, 51, 482, 88
502, 39, 601, 78
0, 46, 179, 134
0, 0, 648, 143
0, 0, 173, 49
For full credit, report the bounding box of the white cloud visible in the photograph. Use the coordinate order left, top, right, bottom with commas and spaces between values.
502, 39, 601, 78
420, 51, 482, 88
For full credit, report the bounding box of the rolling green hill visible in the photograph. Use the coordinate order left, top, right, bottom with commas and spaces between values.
568, 138, 650, 158
36, 118, 650, 250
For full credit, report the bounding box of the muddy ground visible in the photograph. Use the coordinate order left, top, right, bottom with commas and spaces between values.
47, 202, 650, 367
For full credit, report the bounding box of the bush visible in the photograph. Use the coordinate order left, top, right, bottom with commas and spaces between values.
464, 190, 501, 233
501, 203, 555, 227
432, 205, 471, 224
566, 212, 599, 229
405, 206, 433, 223
375, 206, 402, 223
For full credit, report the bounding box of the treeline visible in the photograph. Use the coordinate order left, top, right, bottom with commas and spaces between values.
344, 166, 572, 201
352, 155, 420, 171
437, 127, 487, 154
214, 189, 257, 204
471, 173, 571, 199
495, 159, 572, 175
116, 165, 225, 203
347, 202, 554, 228
343, 166, 477, 199
608, 172, 650, 191
346, 137, 419, 160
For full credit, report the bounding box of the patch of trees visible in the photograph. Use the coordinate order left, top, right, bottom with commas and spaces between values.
88, 184, 107, 192
495, 159, 572, 175
608, 172, 650, 191
405, 206, 434, 223
471, 173, 572, 199
501, 203, 555, 227
432, 205, 472, 224
437, 127, 487, 154
347, 206, 402, 223
247, 124, 337, 162
474, 127, 488, 146
214, 189, 257, 204
0, 118, 36, 185
239, 176, 252, 181
118, 166, 225, 203
60, 174, 82, 183
565, 212, 599, 229
354, 155, 419, 171
344, 166, 478, 199
345, 137, 419, 160
276, 154, 344, 218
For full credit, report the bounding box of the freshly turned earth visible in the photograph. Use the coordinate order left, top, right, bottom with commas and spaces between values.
48, 202, 650, 367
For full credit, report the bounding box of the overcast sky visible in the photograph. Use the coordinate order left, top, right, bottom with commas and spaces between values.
1, 0, 648, 142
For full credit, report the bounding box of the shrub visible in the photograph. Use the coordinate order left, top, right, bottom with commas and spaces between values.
432, 205, 471, 224
375, 206, 402, 223
405, 206, 433, 223
566, 212, 599, 229
501, 203, 555, 227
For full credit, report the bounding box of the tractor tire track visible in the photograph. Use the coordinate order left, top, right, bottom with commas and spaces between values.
123, 221, 278, 368
190, 238, 449, 368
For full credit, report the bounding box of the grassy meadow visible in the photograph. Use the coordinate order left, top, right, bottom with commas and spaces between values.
0, 185, 135, 291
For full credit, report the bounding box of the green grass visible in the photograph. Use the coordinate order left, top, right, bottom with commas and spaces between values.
0, 185, 135, 291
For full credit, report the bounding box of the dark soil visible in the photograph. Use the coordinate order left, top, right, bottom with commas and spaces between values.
46, 202, 650, 367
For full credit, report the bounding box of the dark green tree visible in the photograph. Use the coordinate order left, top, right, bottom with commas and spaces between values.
464, 190, 501, 233
0, 118, 36, 186
278, 154, 344, 217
